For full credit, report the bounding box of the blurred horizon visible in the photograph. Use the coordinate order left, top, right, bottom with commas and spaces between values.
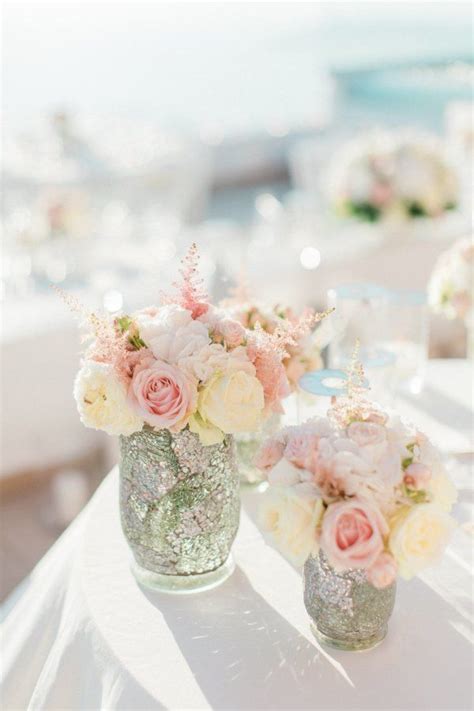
3, 1, 473, 136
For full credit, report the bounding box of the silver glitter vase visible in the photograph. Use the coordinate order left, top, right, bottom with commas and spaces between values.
119, 427, 240, 593
236, 413, 281, 489
304, 551, 396, 651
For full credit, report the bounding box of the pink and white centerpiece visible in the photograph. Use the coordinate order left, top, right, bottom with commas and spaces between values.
69, 245, 299, 446
66, 245, 311, 592
429, 236, 474, 351
256, 359, 457, 646
429, 236, 474, 360
256, 375, 457, 582
328, 130, 459, 224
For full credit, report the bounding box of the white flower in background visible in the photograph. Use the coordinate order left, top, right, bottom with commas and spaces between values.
389, 503, 456, 578
134, 304, 210, 363
428, 236, 474, 324
328, 130, 458, 222
74, 361, 143, 436
393, 137, 458, 214
259, 484, 323, 567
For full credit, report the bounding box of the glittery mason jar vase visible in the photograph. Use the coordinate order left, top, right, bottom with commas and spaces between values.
236, 413, 281, 490
119, 427, 240, 593
303, 551, 396, 651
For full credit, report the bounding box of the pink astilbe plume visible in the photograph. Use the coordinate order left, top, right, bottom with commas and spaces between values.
54, 286, 138, 383
247, 308, 333, 412
161, 243, 209, 319
328, 341, 386, 428
247, 323, 291, 413
272, 307, 333, 353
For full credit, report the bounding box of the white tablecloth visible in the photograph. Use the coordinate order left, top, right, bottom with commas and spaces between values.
2, 361, 473, 710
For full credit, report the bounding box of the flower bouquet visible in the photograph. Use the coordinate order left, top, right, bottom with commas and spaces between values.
68, 244, 292, 592
222, 289, 330, 486
428, 236, 474, 358
256, 361, 457, 649
328, 130, 458, 224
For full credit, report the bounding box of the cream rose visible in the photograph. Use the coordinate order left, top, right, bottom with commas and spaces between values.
428, 472, 458, 512
198, 370, 264, 434
389, 503, 456, 579
74, 361, 143, 436
188, 412, 224, 446
259, 485, 324, 567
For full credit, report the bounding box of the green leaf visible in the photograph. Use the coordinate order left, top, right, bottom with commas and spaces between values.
117, 316, 132, 333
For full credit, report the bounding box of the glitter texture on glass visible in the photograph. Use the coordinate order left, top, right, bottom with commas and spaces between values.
119, 428, 240, 590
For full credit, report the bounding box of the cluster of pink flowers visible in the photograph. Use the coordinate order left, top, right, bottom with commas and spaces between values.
72, 245, 294, 444
223, 299, 328, 391
256, 399, 457, 586
328, 130, 458, 222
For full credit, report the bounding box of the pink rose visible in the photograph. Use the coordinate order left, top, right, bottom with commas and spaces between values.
284, 432, 319, 469
404, 462, 431, 490
216, 319, 246, 348
129, 357, 197, 431
348, 421, 386, 447
367, 552, 398, 589
254, 437, 286, 473
320, 498, 388, 571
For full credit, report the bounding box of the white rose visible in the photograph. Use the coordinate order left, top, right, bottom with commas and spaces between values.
389, 503, 456, 579
134, 305, 210, 364
74, 361, 143, 436
134, 304, 191, 342
259, 485, 324, 567
180, 344, 255, 384
429, 472, 458, 512
197, 304, 227, 330
151, 323, 209, 363
198, 370, 264, 434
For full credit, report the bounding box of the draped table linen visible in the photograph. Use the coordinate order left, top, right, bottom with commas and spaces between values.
1, 360, 473, 710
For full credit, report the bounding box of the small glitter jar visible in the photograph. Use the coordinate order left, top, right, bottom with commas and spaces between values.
119, 427, 240, 593
236, 413, 281, 489
304, 551, 396, 651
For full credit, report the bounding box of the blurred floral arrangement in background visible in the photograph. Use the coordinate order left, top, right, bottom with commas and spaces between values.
256, 356, 457, 585
67, 245, 325, 446
222, 284, 332, 391
428, 235, 474, 324
328, 131, 459, 223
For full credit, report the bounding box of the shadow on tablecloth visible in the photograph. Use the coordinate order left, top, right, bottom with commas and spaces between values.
141, 566, 473, 710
